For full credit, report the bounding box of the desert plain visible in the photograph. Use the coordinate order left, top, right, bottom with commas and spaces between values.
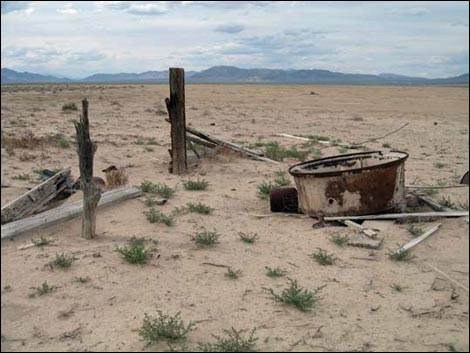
1, 84, 469, 352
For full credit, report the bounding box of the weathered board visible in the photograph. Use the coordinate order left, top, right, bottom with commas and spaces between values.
1, 167, 72, 225
1, 186, 142, 240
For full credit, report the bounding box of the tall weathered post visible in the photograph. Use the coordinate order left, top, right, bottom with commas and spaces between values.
74, 99, 101, 239
165, 68, 187, 174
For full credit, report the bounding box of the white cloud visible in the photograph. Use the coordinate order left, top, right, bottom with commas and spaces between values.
57, 3, 78, 15
1, 1, 468, 78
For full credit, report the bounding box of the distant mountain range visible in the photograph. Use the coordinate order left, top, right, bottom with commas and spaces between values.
1, 66, 468, 86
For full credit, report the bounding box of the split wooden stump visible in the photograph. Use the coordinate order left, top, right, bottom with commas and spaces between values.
74, 98, 101, 239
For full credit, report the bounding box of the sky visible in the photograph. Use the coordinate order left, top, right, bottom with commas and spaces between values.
1, 1, 469, 78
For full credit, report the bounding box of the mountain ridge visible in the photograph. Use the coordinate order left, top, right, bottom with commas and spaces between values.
1, 67, 468, 86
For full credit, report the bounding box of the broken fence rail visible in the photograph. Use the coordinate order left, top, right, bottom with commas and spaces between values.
324, 211, 469, 222
1, 167, 72, 225
1, 186, 142, 240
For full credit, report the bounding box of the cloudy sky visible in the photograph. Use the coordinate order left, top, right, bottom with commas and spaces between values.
1, 1, 468, 78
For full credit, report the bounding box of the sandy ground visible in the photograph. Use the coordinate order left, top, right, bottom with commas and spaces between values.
1, 84, 469, 352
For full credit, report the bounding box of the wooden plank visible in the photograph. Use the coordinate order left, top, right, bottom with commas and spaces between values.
276, 133, 331, 145
347, 234, 383, 249
1, 167, 72, 225
1, 186, 142, 240
167, 68, 187, 174
426, 263, 469, 293
391, 223, 441, 255
187, 135, 217, 148
324, 211, 469, 222
343, 220, 378, 238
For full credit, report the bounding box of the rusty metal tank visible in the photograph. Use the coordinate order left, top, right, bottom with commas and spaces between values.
288, 151, 409, 217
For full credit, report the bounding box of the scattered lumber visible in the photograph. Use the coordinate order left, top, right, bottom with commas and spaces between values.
164, 119, 277, 164
1, 186, 142, 240
1, 167, 72, 225
426, 263, 469, 294
390, 223, 441, 255
324, 211, 468, 222
343, 220, 378, 238
185, 126, 280, 164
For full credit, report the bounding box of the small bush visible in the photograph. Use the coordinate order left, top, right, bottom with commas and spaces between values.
191, 229, 220, 246
265, 266, 287, 278
74, 276, 91, 284
225, 268, 242, 280
62, 102, 77, 111
29, 281, 57, 298
198, 328, 258, 352
56, 135, 70, 148
186, 202, 213, 215
266, 279, 323, 312
329, 234, 349, 247
114, 237, 155, 264
310, 248, 336, 266
50, 253, 76, 269
32, 236, 51, 247
139, 181, 175, 199
273, 170, 291, 187
144, 195, 165, 207
239, 232, 258, 244
145, 208, 174, 226
388, 247, 415, 262
183, 179, 209, 191
391, 283, 404, 292
382, 143, 391, 148
12, 173, 30, 180
139, 311, 195, 344
407, 225, 424, 237
257, 171, 292, 199
439, 196, 456, 209
434, 162, 447, 169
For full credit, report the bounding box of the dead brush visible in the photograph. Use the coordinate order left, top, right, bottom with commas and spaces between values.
1, 131, 41, 149
102, 166, 128, 189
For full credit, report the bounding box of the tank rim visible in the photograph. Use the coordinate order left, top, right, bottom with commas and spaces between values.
288, 150, 409, 178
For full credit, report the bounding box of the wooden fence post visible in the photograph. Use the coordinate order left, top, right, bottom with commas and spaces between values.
166, 68, 187, 174
74, 99, 101, 239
